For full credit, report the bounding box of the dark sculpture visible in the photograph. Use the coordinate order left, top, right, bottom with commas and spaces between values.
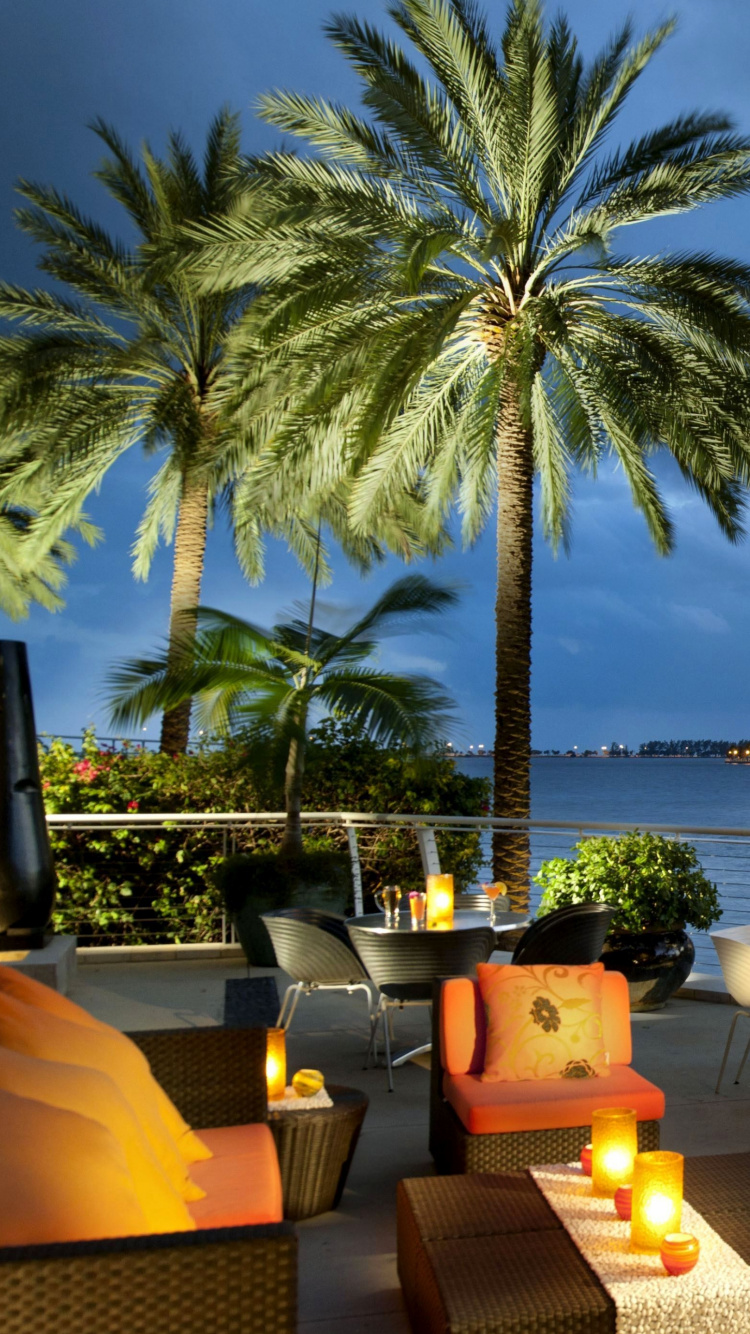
0, 641, 56, 947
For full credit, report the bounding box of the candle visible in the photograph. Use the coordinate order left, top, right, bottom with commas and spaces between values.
580, 1144, 592, 1176
266, 1027, 287, 1101
615, 1185, 632, 1221
631, 1151, 684, 1253
591, 1107, 637, 1197
660, 1232, 700, 1275
426, 874, 454, 929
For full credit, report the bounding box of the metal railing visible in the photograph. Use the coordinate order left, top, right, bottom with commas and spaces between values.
45, 809, 749, 972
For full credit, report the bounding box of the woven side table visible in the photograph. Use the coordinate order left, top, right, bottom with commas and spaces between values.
268, 1084, 368, 1221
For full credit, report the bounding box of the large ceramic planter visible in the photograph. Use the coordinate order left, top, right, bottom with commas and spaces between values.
601, 927, 695, 1011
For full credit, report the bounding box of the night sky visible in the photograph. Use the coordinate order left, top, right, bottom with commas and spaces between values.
3, 0, 750, 753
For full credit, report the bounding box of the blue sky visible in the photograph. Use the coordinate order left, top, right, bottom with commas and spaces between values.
3, 0, 750, 752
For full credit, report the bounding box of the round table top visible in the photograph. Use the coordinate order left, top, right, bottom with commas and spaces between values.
267, 1084, 369, 1122
345, 908, 531, 936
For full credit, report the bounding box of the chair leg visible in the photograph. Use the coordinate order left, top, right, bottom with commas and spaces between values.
364, 1000, 383, 1070
276, 983, 296, 1028
736, 1030, 750, 1085
281, 984, 303, 1033
716, 1009, 750, 1093
382, 1001, 394, 1093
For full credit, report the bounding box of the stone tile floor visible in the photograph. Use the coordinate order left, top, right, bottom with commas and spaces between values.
71, 956, 750, 1334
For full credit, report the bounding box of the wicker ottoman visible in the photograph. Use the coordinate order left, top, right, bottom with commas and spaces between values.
268, 1084, 368, 1221
397, 1173, 616, 1334
398, 1156, 750, 1333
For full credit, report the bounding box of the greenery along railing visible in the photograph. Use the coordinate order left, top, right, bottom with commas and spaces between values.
46, 808, 745, 975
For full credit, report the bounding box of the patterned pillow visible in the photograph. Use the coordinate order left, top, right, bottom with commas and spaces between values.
477, 962, 610, 1082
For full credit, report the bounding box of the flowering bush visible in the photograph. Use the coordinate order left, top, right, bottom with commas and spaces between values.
41, 723, 488, 945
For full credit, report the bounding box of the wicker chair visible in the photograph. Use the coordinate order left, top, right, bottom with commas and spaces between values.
712, 925, 750, 1092
347, 924, 496, 1092
0, 1027, 297, 1334
261, 908, 376, 1032
511, 902, 616, 965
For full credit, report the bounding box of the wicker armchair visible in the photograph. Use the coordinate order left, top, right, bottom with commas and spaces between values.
0, 1027, 297, 1334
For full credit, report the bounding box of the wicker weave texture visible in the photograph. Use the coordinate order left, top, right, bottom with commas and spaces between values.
412, 1231, 616, 1334
129, 1026, 268, 1129
0, 1228, 297, 1334
268, 1086, 368, 1220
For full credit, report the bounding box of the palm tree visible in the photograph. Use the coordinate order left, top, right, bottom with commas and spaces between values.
106, 573, 457, 858
185, 0, 750, 905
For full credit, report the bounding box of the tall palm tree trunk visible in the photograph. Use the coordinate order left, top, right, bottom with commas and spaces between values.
492, 379, 533, 910
280, 733, 305, 859
159, 475, 209, 754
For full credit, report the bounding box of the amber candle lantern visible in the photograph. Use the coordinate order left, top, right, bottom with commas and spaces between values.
426, 874, 454, 929
631, 1151, 684, 1253
266, 1027, 287, 1101
591, 1107, 638, 1197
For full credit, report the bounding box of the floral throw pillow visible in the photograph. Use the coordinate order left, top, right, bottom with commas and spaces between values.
477, 962, 610, 1082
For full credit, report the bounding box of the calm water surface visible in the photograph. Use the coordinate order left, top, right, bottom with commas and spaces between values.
454, 756, 750, 975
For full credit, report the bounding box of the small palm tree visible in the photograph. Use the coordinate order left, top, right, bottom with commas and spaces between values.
187, 0, 750, 905
107, 573, 458, 857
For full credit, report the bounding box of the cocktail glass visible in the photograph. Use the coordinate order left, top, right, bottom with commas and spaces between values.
480, 881, 507, 929
409, 891, 427, 931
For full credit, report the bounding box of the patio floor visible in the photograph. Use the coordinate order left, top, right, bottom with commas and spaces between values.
70, 955, 750, 1334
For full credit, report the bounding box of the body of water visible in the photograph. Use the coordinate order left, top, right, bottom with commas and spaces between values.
454, 756, 750, 976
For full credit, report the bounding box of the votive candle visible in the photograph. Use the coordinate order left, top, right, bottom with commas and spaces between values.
266, 1027, 287, 1102
660, 1232, 700, 1275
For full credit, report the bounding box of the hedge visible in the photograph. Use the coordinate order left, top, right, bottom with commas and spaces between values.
40, 721, 488, 945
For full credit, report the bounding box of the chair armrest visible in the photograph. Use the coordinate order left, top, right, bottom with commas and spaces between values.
127, 1026, 268, 1128
0, 1223, 296, 1334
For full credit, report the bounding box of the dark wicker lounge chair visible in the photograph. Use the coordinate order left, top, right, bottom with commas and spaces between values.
0, 1027, 297, 1334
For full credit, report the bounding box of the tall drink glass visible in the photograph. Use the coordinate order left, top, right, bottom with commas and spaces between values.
481, 881, 507, 929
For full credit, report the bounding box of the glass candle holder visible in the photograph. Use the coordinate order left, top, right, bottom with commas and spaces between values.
266, 1027, 287, 1102
591, 1107, 638, 1197
426, 874, 454, 929
660, 1232, 700, 1275
631, 1151, 684, 1253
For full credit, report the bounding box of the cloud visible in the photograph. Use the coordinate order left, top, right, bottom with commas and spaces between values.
558, 637, 582, 655
670, 605, 730, 635
380, 649, 448, 676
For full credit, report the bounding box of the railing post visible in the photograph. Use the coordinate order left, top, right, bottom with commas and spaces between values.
346, 825, 364, 916
416, 827, 441, 877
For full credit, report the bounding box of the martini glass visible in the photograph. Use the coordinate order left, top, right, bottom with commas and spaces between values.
480, 881, 507, 929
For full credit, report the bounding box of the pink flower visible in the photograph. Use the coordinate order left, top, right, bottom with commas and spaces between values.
72, 760, 101, 783
127, 799, 139, 812
42, 779, 50, 790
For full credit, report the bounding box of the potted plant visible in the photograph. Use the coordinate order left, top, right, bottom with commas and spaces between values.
534, 831, 721, 1010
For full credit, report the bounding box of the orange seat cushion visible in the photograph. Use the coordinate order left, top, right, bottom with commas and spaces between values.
441, 971, 632, 1075
444, 1064, 665, 1135
477, 962, 609, 1082
0, 1089, 151, 1245
188, 1124, 284, 1228
0, 1046, 194, 1235
0, 965, 211, 1167
0, 990, 204, 1202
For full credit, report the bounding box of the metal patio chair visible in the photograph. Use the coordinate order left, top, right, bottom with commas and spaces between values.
346, 922, 496, 1092
511, 902, 616, 966
712, 925, 750, 1092
261, 907, 376, 1033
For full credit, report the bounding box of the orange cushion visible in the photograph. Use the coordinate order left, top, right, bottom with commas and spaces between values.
0, 990, 203, 1202
478, 962, 609, 1081
0, 1045, 194, 1235
441, 972, 632, 1075
444, 1064, 665, 1134
188, 1124, 284, 1228
0, 965, 211, 1167
0, 1089, 150, 1245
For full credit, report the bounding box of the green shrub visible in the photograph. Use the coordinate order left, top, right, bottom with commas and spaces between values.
534, 830, 721, 932
41, 721, 488, 945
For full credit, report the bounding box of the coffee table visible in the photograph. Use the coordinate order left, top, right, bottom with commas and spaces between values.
397, 1155, 750, 1333
268, 1084, 368, 1221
